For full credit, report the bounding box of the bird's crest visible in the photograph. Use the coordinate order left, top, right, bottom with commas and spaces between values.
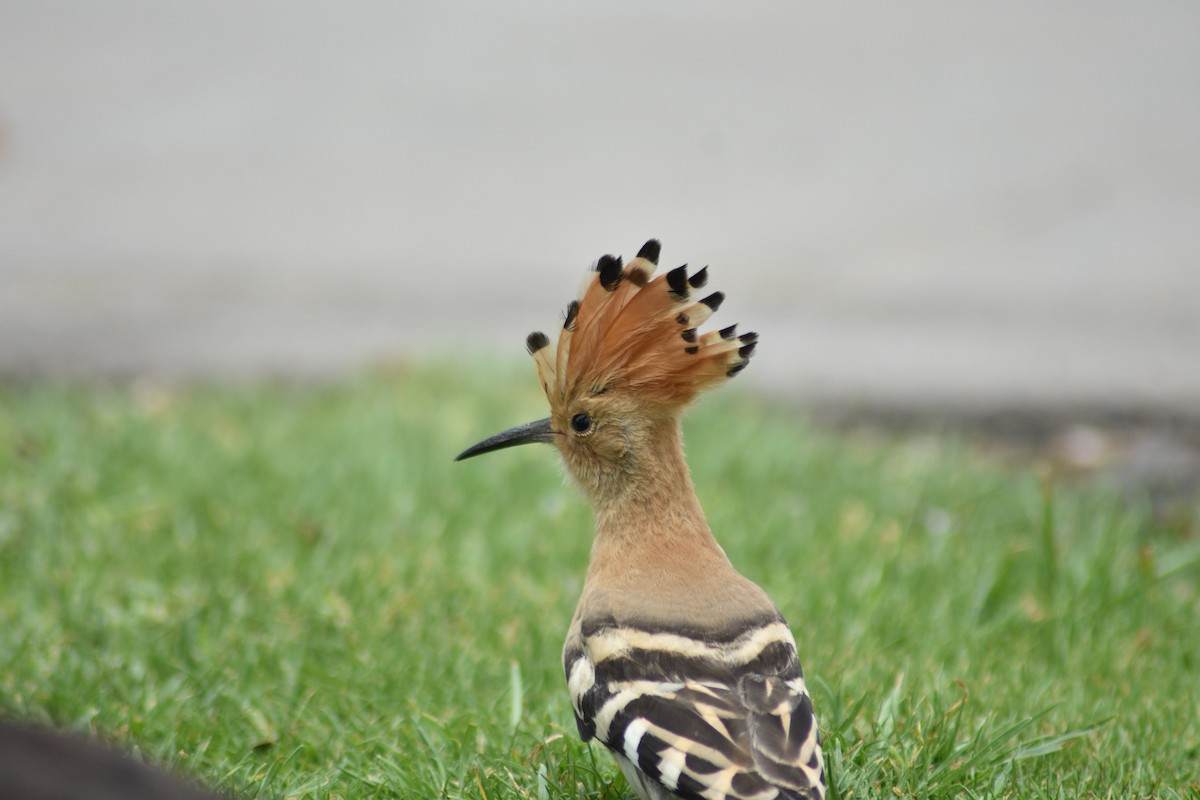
526, 239, 757, 411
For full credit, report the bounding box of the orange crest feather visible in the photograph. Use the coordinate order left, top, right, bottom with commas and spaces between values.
525, 240, 757, 412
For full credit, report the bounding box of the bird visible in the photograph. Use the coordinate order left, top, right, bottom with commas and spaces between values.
456, 240, 824, 800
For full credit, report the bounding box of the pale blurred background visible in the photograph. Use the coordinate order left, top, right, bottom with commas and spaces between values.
2, 1, 1198, 418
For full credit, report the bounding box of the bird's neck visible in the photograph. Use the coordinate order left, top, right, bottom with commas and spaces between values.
590, 417, 720, 557
576, 416, 776, 628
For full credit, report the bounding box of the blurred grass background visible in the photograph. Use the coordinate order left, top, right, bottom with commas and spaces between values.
0, 364, 1197, 798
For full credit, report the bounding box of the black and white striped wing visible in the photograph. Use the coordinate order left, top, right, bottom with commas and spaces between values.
564, 623, 825, 800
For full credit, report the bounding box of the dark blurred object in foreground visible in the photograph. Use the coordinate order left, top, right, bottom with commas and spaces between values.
0, 722, 227, 800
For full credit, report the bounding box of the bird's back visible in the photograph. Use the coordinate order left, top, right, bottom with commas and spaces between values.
563, 599, 824, 800
566, 507, 822, 800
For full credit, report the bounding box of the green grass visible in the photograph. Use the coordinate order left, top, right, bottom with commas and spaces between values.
1, 363, 1197, 799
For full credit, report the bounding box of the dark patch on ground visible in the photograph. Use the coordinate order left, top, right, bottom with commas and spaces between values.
807, 401, 1200, 534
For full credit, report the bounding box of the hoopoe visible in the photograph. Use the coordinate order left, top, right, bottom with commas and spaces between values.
456, 240, 825, 800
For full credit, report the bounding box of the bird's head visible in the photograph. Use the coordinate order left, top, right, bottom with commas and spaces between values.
456, 239, 757, 504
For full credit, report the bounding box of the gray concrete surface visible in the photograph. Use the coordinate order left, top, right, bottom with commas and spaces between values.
2, 2, 1198, 414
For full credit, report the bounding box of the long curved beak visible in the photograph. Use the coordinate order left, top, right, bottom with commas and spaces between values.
454, 417, 556, 461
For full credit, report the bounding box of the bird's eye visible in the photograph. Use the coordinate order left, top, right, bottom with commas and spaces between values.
571, 413, 592, 433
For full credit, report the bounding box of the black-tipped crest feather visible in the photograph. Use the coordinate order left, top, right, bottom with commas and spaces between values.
666, 265, 689, 297
526, 331, 549, 354
636, 239, 661, 265
563, 300, 580, 330
597, 255, 624, 290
